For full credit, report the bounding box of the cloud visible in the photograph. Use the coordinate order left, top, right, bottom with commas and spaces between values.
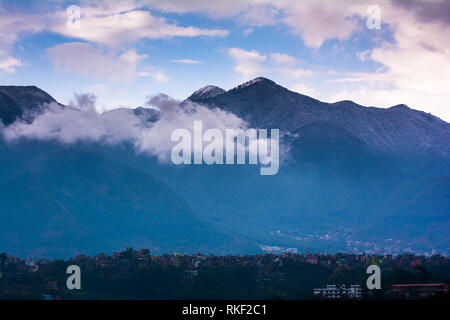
356, 50, 371, 62
1, 94, 246, 163
140, 0, 253, 19
269, 53, 297, 66
141, 0, 367, 48
69, 93, 97, 112
227, 48, 267, 77
236, 5, 278, 27
49, 6, 229, 46
0, 7, 45, 53
275, 0, 365, 48
2, 92, 286, 172
3, 102, 147, 146
392, 0, 450, 25
290, 83, 316, 97
0, 56, 24, 73
0, 2, 226, 83
0, 7, 44, 73
138, 68, 169, 83
149, 70, 169, 83
227, 47, 316, 80
329, 0, 450, 121
47, 42, 153, 81
228, 48, 267, 62
1, 1, 229, 50
276, 67, 316, 78
242, 28, 253, 36
171, 59, 201, 64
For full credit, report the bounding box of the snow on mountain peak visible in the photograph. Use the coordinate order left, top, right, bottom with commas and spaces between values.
237, 77, 276, 89
189, 85, 225, 100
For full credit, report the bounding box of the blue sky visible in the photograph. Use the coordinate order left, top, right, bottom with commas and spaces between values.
1, 0, 449, 121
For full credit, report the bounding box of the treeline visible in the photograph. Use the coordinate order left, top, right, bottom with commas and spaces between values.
1, 254, 450, 299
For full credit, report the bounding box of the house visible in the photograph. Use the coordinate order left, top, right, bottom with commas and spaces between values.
388, 283, 449, 299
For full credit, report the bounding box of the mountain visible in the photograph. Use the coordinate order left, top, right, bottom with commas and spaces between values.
181, 77, 450, 253
188, 85, 226, 101
0, 86, 60, 126
0, 142, 253, 258
0, 85, 161, 127
133, 106, 160, 122
187, 77, 450, 163
0, 80, 449, 257
0, 86, 253, 258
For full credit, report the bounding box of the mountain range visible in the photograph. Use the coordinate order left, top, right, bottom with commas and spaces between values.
0, 78, 449, 258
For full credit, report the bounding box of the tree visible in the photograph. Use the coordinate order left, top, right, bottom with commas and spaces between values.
0, 253, 6, 271
122, 247, 135, 260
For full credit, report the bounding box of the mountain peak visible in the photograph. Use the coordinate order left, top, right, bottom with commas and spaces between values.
0, 85, 59, 125
247, 77, 274, 84
233, 77, 277, 90
0, 85, 53, 99
188, 85, 226, 101
389, 104, 410, 110
133, 106, 160, 122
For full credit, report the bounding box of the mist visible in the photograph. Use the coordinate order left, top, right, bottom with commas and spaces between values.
0, 93, 265, 163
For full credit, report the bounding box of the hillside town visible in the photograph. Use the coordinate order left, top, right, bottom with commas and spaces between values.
1, 250, 449, 300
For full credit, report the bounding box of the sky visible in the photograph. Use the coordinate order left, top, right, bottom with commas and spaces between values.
0, 0, 449, 121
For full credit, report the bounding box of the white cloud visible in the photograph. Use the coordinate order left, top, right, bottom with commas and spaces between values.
171, 59, 201, 64
2, 93, 287, 170
139, 69, 169, 83
0, 56, 24, 73
243, 28, 253, 36
356, 50, 371, 62
50, 7, 229, 46
0, 7, 45, 72
141, 0, 367, 48
1, 95, 247, 163
47, 42, 154, 82
291, 83, 316, 97
0, 8, 45, 53
139, 0, 253, 19
227, 48, 316, 81
276, 67, 316, 78
228, 48, 267, 62
236, 5, 278, 27
269, 53, 297, 66
69, 93, 97, 112
275, 0, 365, 48
0, 1, 229, 50
0, 2, 226, 84
227, 48, 267, 77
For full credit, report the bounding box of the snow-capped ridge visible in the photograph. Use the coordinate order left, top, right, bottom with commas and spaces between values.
233, 77, 277, 90
189, 85, 226, 100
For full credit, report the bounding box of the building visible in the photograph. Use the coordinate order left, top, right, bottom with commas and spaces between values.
45, 280, 58, 292
314, 285, 362, 299
388, 283, 449, 299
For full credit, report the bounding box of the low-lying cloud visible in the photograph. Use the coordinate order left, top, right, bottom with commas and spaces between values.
0, 93, 261, 163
